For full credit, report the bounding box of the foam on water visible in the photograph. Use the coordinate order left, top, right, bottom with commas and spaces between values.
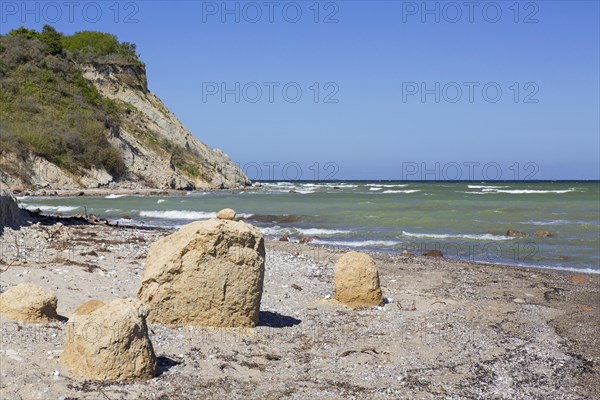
382, 190, 420, 194
139, 210, 254, 220
259, 226, 350, 236
467, 185, 509, 189
22, 204, 80, 213
312, 239, 400, 247
139, 210, 216, 219
401, 231, 515, 241
365, 184, 408, 188
482, 189, 576, 194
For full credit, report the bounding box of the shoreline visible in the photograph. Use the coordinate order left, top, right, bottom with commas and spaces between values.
14, 184, 600, 275
11, 211, 600, 276
0, 216, 598, 398
11, 187, 256, 198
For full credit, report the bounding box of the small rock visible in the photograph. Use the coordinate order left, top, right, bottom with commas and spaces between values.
279, 234, 289, 242
513, 298, 526, 304
402, 250, 415, 257
534, 230, 553, 238
216, 208, 236, 220
507, 229, 528, 237
299, 236, 314, 244
6, 349, 24, 362
423, 250, 443, 258
569, 275, 589, 284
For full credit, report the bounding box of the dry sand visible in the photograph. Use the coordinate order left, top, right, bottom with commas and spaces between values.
0, 217, 598, 399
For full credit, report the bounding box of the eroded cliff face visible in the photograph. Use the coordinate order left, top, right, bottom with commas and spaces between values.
0, 63, 249, 191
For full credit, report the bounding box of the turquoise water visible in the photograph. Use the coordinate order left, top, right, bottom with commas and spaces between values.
18, 181, 600, 273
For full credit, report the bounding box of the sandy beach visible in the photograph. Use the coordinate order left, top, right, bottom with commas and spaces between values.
0, 215, 598, 399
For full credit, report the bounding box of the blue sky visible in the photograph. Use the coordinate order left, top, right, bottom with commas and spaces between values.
1, 1, 598, 180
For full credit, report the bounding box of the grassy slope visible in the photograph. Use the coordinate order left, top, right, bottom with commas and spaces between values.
0, 26, 207, 184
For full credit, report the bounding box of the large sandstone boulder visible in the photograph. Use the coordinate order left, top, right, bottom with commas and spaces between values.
137, 218, 265, 327
62, 298, 156, 381
0, 283, 59, 322
333, 252, 384, 308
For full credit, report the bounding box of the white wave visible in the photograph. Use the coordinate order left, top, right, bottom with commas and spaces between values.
312, 239, 400, 247
482, 189, 575, 194
295, 228, 351, 236
139, 210, 252, 220
22, 204, 79, 213
369, 187, 382, 191
259, 226, 349, 236
528, 220, 569, 226
296, 190, 316, 194
157, 199, 166, 203
139, 210, 216, 220
365, 184, 408, 188
401, 231, 514, 241
105, 208, 121, 213
382, 190, 420, 194
262, 182, 294, 187
260, 227, 286, 236
270, 189, 297, 193
462, 191, 491, 194
105, 194, 127, 199
467, 185, 509, 189
300, 183, 358, 188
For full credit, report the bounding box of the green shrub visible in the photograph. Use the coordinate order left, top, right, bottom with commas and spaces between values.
62, 31, 140, 65
0, 27, 133, 180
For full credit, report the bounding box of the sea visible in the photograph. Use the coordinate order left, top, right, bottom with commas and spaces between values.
17, 181, 600, 274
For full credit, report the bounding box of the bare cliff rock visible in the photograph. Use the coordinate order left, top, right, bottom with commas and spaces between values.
79, 64, 249, 190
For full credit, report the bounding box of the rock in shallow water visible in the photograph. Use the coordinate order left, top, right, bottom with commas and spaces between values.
507, 229, 528, 237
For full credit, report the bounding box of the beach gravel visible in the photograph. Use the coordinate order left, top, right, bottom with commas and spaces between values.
0, 220, 598, 399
